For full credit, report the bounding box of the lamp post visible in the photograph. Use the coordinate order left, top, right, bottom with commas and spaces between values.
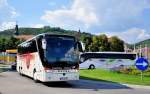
140, 45, 142, 58
145, 44, 148, 59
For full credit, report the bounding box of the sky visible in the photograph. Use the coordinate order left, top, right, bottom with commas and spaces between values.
0, 0, 150, 44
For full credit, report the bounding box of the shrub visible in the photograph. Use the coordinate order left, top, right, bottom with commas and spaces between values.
116, 66, 150, 76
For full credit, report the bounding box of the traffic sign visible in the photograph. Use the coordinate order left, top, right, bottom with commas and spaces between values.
135, 57, 149, 71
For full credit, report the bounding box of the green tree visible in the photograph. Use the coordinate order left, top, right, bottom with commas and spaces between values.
89, 43, 99, 52
109, 36, 124, 52
89, 34, 110, 52
0, 36, 22, 52
81, 36, 92, 51
89, 36, 99, 52
0, 38, 6, 52
97, 34, 109, 51
7, 37, 21, 49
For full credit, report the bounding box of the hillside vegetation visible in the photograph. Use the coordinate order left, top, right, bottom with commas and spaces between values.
127, 39, 150, 50
135, 39, 150, 48
0, 26, 125, 52
0, 26, 91, 36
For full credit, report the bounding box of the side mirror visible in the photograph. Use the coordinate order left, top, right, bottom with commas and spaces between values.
80, 41, 85, 51
76, 41, 84, 52
42, 39, 46, 50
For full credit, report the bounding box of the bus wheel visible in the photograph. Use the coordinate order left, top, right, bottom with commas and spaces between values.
19, 67, 22, 76
89, 64, 95, 69
33, 70, 38, 83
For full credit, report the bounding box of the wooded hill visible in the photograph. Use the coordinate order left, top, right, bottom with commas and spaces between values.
135, 39, 150, 48
0, 26, 92, 37
127, 39, 150, 49
2, 26, 149, 52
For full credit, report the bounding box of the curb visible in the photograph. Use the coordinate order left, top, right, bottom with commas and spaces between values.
122, 84, 150, 89
81, 79, 150, 89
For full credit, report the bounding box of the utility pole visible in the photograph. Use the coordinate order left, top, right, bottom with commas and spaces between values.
133, 43, 136, 53
140, 45, 142, 57
124, 43, 127, 53
145, 44, 148, 59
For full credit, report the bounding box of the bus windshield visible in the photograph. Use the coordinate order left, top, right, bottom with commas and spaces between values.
43, 36, 79, 66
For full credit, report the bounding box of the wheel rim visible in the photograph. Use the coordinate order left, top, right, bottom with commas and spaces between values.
33, 72, 37, 81
90, 65, 95, 69
19, 67, 22, 75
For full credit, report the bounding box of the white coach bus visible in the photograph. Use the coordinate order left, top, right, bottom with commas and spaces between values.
17, 33, 83, 82
80, 52, 137, 69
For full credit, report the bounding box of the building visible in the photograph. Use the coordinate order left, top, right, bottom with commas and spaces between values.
0, 49, 17, 64
6, 49, 17, 64
15, 35, 34, 40
135, 46, 150, 61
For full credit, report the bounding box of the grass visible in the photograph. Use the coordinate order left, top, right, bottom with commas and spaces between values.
80, 69, 150, 86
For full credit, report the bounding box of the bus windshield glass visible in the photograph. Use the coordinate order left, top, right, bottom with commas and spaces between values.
44, 36, 79, 66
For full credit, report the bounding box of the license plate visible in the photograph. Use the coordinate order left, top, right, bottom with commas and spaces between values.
60, 77, 68, 80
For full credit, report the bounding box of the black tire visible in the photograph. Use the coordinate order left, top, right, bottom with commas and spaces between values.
19, 67, 22, 76
88, 64, 95, 69
33, 70, 39, 83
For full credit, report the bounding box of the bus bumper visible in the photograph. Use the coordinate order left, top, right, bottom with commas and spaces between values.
41, 71, 79, 82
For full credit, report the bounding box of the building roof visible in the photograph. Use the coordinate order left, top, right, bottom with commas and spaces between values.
15, 35, 34, 40
6, 49, 17, 53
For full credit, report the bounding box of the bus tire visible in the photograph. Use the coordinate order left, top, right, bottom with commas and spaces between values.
33, 70, 38, 83
19, 67, 22, 76
89, 64, 95, 69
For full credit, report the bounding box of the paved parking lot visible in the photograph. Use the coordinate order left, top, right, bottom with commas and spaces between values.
0, 71, 150, 94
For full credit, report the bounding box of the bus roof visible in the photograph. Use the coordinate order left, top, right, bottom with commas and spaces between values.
80, 52, 137, 61
84, 51, 136, 54
18, 33, 76, 46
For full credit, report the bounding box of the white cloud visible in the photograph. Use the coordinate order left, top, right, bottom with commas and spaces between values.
41, 0, 98, 30
41, 0, 150, 43
41, 0, 150, 30
0, 0, 19, 31
31, 24, 44, 28
10, 8, 19, 18
120, 28, 150, 43
124, 28, 150, 40
0, 21, 16, 31
0, 0, 18, 19
99, 28, 150, 44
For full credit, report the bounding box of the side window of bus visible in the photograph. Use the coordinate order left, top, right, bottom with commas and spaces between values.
37, 36, 43, 50
18, 40, 37, 55
28, 40, 37, 53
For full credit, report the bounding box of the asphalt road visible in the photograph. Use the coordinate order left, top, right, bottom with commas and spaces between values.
0, 71, 150, 94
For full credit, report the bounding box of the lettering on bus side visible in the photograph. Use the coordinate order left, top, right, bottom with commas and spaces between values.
23, 53, 34, 69
18, 39, 37, 69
